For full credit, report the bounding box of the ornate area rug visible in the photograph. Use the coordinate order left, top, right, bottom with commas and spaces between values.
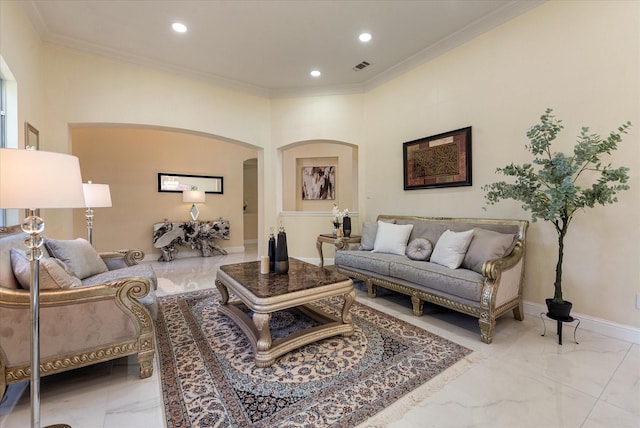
156, 288, 475, 427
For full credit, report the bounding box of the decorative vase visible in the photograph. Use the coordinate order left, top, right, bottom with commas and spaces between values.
332, 225, 339, 237
546, 298, 573, 320
267, 230, 276, 273
274, 226, 289, 274
342, 215, 351, 237
336, 228, 343, 237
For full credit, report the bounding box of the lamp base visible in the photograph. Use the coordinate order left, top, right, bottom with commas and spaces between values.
189, 204, 200, 221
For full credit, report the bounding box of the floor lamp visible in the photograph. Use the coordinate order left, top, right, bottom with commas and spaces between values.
82, 181, 112, 245
0, 148, 85, 428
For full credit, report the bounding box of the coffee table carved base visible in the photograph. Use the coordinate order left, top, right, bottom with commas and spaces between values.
215, 261, 355, 368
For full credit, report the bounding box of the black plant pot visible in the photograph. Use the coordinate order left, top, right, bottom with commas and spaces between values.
546, 298, 573, 320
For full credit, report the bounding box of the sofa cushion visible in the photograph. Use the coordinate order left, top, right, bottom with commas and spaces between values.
431, 229, 474, 269
81, 264, 158, 291
45, 238, 109, 279
406, 238, 433, 261
11, 249, 81, 290
389, 259, 484, 302
462, 228, 517, 273
336, 251, 405, 277
372, 221, 414, 256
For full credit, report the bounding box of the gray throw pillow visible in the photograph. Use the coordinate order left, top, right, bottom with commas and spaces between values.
359, 222, 378, 250
10, 248, 82, 289
45, 238, 109, 279
462, 228, 517, 273
406, 238, 433, 261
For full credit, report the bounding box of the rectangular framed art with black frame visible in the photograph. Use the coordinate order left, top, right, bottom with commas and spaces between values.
403, 126, 472, 190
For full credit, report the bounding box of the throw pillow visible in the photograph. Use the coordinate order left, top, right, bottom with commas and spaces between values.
431, 229, 475, 269
462, 228, 518, 273
10, 248, 82, 289
359, 218, 397, 251
359, 222, 378, 250
372, 221, 414, 256
406, 238, 433, 261
44, 238, 109, 279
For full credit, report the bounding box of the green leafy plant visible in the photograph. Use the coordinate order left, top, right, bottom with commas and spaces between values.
483, 109, 631, 304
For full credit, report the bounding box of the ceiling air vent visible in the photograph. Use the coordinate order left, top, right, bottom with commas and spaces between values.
352, 61, 371, 71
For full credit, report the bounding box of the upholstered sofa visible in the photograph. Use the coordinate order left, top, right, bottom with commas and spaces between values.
335, 215, 528, 343
0, 225, 157, 399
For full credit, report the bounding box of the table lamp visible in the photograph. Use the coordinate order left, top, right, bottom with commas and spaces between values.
0, 148, 85, 428
182, 190, 205, 221
82, 181, 112, 245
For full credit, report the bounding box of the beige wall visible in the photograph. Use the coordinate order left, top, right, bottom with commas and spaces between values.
39, 43, 274, 242
71, 127, 257, 256
2, 1, 639, 327
361, 1, 640, 327
243, 159, 258, 242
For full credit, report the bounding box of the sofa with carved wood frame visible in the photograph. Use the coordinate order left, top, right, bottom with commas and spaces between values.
336, 215, 529, 344
0, 225, 157, 399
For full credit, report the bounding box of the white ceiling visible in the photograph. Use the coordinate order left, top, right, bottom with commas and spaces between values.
22, 0, 543, 98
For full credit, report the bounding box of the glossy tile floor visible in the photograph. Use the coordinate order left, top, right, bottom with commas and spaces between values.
1, 247, 638, 427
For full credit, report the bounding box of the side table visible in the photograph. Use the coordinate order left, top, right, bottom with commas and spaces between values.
316, 234, 361, 268
540, 312, 580, 345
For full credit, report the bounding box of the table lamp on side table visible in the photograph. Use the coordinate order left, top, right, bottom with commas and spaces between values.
0, 148, 86, 428
82, 181, 112, 245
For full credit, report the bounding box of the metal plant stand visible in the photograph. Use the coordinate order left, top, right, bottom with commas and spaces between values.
540, 312, 580, 345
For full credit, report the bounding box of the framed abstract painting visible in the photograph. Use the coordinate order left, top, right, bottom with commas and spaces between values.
301, 166, 335, 200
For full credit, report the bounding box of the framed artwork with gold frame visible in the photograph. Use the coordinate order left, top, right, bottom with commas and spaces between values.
403, 126, 472, 190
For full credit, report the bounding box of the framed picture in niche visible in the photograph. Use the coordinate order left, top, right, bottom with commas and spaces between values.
301, 166, 335, 200
25, 122, 39, 150
403, 126, 472, 190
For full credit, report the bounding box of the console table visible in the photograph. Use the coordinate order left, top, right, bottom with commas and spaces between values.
153, 219, 230, 262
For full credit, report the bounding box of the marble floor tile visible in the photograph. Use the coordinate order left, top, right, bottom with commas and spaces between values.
0, 251, 638, 428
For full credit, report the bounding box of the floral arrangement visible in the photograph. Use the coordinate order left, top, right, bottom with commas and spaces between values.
331, 204, 349, 228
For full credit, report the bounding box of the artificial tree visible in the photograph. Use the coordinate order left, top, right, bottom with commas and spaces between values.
483, 109, 631, 315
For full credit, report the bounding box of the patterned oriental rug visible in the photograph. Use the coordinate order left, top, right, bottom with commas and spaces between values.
156, 288, 475, 427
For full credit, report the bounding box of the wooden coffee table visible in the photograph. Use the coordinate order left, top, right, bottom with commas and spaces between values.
215, 258, 355, 367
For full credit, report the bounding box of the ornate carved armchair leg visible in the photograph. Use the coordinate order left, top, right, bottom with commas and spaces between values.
138, 351, 154, 378
513, 302, 524, 321
479, 314, 496, 344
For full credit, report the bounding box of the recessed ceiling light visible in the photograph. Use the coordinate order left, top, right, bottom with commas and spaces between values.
310, 70, 321, 77
172, 22, 187, 33
359, 33, 372, 42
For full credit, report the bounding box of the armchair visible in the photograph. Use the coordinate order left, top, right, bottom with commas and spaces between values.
0, 225, 157, 399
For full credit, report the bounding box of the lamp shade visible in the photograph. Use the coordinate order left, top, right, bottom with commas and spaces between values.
0, 149, 85, 209
183, 190, 205, 203
83, 182, 112, 208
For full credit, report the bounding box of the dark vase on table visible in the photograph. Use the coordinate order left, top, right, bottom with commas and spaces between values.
342, 215, 351, 237
274, 226, 289, 274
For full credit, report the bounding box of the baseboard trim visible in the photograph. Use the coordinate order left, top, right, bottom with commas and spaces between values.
523, 301, 640, 344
